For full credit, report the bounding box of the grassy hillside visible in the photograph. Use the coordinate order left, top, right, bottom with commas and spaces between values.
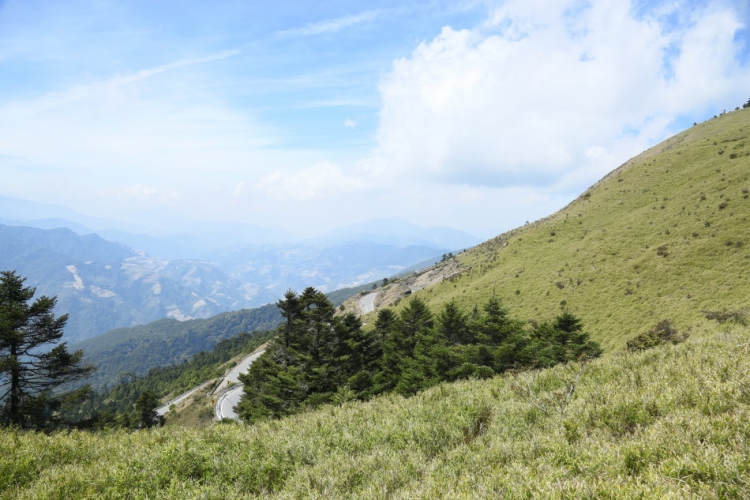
2, 321, 748, 498
405, 108, 750, 350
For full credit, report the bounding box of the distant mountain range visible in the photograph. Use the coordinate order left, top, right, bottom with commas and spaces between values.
0, 195, 480, 259
0, 224, 253, 343
0, 209, 482, 342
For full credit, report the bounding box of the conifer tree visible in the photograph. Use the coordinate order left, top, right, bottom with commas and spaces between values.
437, 300, 470, 345
277, 289, 301, 348
395, 297, 434, 356
133, 390, 161, 428
374, 308, 397, 342
527, 310, 602, 367
0, 270, 94, 429
380, 297, 434, 393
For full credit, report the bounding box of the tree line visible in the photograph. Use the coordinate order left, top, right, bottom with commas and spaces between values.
0, 269, 601, 430
236, 287, 602, 423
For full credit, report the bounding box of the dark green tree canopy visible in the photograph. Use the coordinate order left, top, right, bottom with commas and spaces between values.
236, 287, 602, 424
0, 270, 95, 429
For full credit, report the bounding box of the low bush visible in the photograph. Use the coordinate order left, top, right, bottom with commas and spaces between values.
626, 319, 688, 352
704, 309, 749, 325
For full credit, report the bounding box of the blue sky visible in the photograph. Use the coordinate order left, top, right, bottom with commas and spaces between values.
1, 0, 749, 239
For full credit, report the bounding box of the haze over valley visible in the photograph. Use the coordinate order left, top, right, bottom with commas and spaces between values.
0, 202, 477, 341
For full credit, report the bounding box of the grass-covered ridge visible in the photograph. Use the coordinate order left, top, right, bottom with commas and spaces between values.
409, 108, 750, 350
2, 321, 748, 498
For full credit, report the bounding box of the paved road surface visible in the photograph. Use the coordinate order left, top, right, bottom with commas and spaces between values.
216, 385, 245, 420
156, 382, 211, 416
359, 292, 378, 314
214, 349, 266, 420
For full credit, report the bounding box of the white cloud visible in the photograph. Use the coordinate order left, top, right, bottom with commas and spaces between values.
374, 0, 750, 192
277, 10, 380, 37
344, 118, 357, 128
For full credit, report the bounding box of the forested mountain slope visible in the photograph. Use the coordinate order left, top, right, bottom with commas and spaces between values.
389, 108, 750, 350
73, 304, 282, 389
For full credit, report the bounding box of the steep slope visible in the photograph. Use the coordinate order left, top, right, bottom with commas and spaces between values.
366, 108, 750, 350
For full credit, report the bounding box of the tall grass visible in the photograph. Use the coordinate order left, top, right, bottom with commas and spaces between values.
2, 321, 748, 498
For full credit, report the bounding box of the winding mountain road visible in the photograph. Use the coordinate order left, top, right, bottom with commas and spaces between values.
216, 385, 245, 420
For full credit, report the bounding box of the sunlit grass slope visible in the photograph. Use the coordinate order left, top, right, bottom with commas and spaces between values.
416, 108, 750, 350
2, 322, 749, 498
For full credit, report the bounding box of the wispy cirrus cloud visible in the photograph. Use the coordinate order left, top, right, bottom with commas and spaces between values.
277, 10, 380, 37
106, 50, 241, 86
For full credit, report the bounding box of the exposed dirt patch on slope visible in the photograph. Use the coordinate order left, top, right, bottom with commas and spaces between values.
342, 258, 467, 316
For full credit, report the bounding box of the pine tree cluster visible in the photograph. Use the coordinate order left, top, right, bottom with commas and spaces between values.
236, 287, 602, 423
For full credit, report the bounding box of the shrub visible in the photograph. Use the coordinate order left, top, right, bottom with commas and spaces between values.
703, 309, 748, 325
626, 320, 688, 352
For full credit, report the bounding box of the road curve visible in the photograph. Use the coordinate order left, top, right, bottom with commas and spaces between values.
214, 348, 266, 420
216, 385, 245, 420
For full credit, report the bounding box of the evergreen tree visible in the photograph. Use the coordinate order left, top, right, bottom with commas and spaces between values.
133, 390, 161, 428
552, 310, 602, 360
334, 313, 380, 398
479, 296, 522, 345
437, 300, 470, 345
236, 344, 308, 422
0, 270, 95, 429
237, 288, 366, 421
396, 297, 434, 356
396, 309, 448, 395
374, 308, 397, 342
277, 290, 301, 348
237, 285, 603, 424
526, 310, 602, 367
299, 287, 336, 365
379, 297, 434, 393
